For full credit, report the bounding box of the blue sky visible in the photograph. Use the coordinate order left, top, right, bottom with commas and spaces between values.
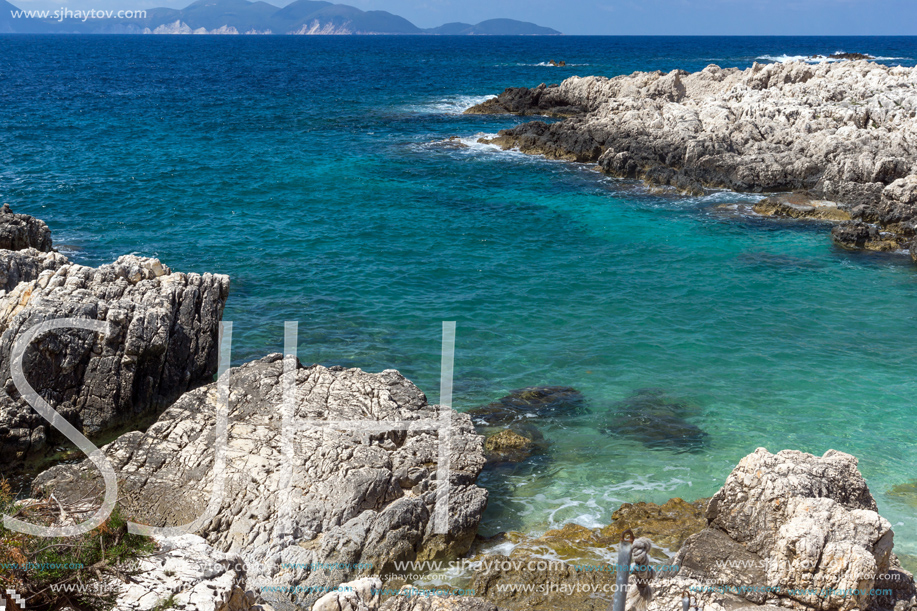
10, 0, 917, 34
358, 0, 917, 35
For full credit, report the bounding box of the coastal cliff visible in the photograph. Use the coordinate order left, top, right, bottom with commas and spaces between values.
0, 205, 230, 461
466, 60, 917, 254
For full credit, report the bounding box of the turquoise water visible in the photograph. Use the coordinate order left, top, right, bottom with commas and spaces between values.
2, 35, 917, 551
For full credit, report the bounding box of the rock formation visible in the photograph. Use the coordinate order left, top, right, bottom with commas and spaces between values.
0, 248, 69, 292
0, 203, 230, 460
466, 61, 917, 254
671, 448, 914, 611
33, 355, 489, 611
0, 203, 53, 252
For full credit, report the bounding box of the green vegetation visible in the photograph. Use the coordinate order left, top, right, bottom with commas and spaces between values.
0, 479, 157, 611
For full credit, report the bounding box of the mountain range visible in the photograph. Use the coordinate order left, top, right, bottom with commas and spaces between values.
0, 0, 562, 34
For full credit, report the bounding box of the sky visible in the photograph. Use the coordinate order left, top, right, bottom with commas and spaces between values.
8, 0, 917, 35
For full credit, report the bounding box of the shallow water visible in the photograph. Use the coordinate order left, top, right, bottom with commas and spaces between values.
1, 35, 916, 552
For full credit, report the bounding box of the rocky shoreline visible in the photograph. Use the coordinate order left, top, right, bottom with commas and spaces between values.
1, 207, 915, 611
465, 60, 917, 257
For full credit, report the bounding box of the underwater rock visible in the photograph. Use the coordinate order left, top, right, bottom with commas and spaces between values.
599, 388, 707, 452
467, 386, 586, 427
888, 481, 917, 509
483, 423, 548, 464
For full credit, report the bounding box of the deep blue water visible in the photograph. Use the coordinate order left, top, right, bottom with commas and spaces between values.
2, 35, 917, 552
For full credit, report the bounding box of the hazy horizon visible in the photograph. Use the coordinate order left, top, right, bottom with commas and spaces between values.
4, 0, 917, 36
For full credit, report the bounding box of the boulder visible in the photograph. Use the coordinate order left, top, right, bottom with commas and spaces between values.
0, 254, 230, 459
33, 356, 489, 611
671, 448, 915, 611
312, 577, 381, 611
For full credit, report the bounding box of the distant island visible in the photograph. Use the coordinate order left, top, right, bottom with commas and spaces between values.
0, 0, 562, 34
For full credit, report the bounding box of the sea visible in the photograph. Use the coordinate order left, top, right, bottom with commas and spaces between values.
1, 34, 916, 556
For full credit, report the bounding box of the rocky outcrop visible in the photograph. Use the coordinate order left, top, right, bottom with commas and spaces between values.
34, 356, 489, 611
669, 449, 915, 611
464, 84, 585, 117
0, 248, 69, 292
0, 254, 230, 459
467, 61, 917, 252
831, 221, 901, 251
0, 204, 53, 252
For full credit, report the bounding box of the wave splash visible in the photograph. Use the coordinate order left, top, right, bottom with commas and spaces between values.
757, 52, 908, 64
408, 94, 496, 115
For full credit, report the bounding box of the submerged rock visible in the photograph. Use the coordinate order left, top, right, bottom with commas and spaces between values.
483, 424, 548, 464
888, 481, 917, 509
34, 356, 488, 611
379, 590, 499, 611
466, 62, 917, 253
599, 388, 707, 452
467, 386, 586, 426
599, 498, 707, 552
